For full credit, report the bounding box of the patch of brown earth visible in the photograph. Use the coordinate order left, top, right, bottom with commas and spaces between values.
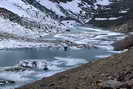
16, 47, 133, 89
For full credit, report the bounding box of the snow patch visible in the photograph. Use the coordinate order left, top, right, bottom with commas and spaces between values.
60, 0, 81, 13
36, 0, 64, 16
95, 54, 111, 58
96, 0, 111, 5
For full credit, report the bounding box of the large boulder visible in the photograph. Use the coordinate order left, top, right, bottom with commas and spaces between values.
112, 35, 133, 51
96, 80, 132, 89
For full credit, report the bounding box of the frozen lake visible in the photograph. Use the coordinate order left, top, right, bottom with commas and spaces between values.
0, 26, 125, 89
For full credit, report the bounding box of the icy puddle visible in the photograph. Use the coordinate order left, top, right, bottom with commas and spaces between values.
0, 26, 126, 89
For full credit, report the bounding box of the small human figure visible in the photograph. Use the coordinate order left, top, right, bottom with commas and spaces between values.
32, 61, 37, 68
64, 46, 68, 51
66, 29, 70, 32
43, 61, 48, 71
43, 65, 48, 71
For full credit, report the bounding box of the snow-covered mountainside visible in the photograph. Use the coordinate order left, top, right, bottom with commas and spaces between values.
0, 0, 131, 27
0, 0, 66, 33
0, 0, 132, 48
28, 0, 130, 24
1, 0, 131, 24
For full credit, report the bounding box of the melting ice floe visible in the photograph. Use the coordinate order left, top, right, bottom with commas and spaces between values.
0, 57, 88, 88
0, 59, 63, 89
0, 39, 48, 49
0, 17, 125, 50
54, 26, 125, 51
54, 57, 87, 66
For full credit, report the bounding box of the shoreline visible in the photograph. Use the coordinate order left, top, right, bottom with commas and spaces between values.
16, 47, 133, 89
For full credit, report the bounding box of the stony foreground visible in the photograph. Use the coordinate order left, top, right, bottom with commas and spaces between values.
17, 47, 133, 89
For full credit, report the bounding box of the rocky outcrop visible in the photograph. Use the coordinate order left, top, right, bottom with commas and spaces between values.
96, 79, 133, 89
112, 35, 133, 51
0, 8, 21, 22
112, 20, 133, 33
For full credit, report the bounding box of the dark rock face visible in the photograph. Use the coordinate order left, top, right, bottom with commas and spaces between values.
0, 8, 21, 22
87, 0, 133, 28
112, 20, 133, 33
112, 35, 133, 51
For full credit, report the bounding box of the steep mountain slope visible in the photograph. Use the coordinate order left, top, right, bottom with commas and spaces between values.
0, 0, 132, 49
20, 0, 132, 25
0, 0, 68, 48
0, 0, 66, 34
0, 0, 115, 25
1, 0, 132, 28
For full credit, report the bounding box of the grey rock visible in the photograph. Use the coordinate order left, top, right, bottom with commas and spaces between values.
112, 35, 133, 51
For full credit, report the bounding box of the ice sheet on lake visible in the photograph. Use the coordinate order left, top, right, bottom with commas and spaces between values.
0, 59, 66, 89
54, 26, 124, 51
54, 57, 87, 66
0, 39, 48, 49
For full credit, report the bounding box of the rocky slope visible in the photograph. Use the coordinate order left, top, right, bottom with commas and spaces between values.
112, 35, 133, 51
111, 19, 133, 33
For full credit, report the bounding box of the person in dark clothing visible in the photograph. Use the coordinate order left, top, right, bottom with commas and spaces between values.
32, 61, 37, 68
43, 61, 48, 71
64, 46, 68, 51
43, 65, 48, 71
